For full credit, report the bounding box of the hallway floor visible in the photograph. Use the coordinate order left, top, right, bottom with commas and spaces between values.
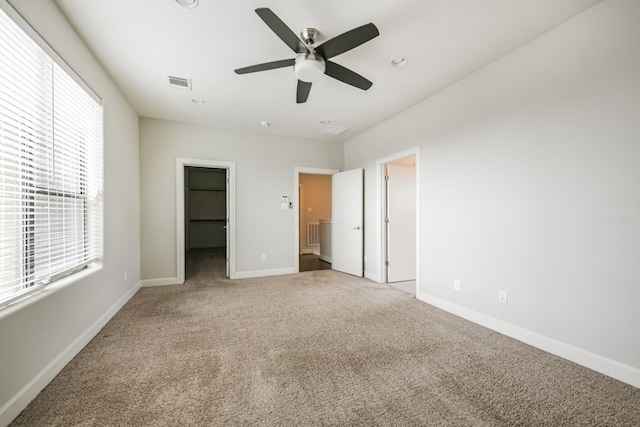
299, 253, 332, 272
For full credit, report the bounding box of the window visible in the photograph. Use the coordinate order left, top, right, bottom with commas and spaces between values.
0, 5, 103, 307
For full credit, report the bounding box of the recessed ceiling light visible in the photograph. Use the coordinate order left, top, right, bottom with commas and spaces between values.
191, 99, 205, 104
175, 0, 199, 9
390, 56, 408, 67
260, 121, 271, 127
320, 120, 331, 124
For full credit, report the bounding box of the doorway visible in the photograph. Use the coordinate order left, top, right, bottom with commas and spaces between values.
377, 148, 420, 295
293, 167, 338, 273
176, 158, 236, 283
184, 167, 227, 280
298, 173, 333, 272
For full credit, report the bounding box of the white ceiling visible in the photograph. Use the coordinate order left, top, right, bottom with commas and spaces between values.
54, 0, 600, 142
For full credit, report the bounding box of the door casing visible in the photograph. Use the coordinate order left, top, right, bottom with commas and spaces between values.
176, 158, 237, 282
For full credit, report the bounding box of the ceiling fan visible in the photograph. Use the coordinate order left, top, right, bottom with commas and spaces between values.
234, 8, 379, 104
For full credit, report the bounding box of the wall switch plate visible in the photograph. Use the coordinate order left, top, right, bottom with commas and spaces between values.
124, 270, 128, 281
453, 280, 461, 291
261, 254, 266, 261
499, 290, 508, 304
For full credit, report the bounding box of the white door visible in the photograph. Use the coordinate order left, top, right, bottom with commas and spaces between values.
332, 169, 363, 276
386, 163, 416, 282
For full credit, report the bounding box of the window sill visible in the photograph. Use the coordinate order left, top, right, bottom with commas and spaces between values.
0, 262, 103, 321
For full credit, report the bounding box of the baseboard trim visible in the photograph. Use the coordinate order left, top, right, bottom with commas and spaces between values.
364, 271, 381, 283
319, 255, 332, 263
0, 281, 141, 427
417, 292, 640, 389
141, 277, 180, 287
234, 267, 295, 279
300, 249, 313, 255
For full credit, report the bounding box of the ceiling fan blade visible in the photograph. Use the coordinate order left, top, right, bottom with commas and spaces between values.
315, 23, 379, 60
255, 8, 308, 54
324, 61, 373, 90
297, 80, 312, 104
234, 58, 295, 74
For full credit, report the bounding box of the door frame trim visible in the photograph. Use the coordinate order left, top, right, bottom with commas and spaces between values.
376, 147, 421, 293
176, 157, 237, 282
293, 167, 339, 273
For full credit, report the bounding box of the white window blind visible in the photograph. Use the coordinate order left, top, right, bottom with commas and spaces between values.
0, 6, 103, 307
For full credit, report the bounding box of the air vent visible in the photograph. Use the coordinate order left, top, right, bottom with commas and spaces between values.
321, 125, 350, 135
168, 76, 191, 90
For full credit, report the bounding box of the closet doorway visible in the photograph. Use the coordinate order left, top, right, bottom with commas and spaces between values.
176, 158, 236, 283
377, 147, 420, 295
184, 167, 227, 280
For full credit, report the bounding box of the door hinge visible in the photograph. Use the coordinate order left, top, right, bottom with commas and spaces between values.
385, 218, 390, 224
384, 174, 390, 181
385, 261, 389, 267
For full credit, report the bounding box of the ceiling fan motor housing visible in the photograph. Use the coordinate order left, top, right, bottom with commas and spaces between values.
294, 53, 326, 83
234, 9, 379, 102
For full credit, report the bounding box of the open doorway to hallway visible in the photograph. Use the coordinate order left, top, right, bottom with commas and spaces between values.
298, 173, 332, 272
293, 167, 338, 273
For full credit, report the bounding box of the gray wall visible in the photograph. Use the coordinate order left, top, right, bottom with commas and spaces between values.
0, 0, 141, 423
345, 0, 640, 383
140, 118, 343, 280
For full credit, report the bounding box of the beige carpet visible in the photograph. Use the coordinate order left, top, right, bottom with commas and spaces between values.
11, 253, 640, 425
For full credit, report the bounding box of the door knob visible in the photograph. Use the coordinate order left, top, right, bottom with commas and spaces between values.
353, 226, 361, 230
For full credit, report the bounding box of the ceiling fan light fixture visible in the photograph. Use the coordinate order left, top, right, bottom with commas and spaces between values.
294, 54, 326, 83
175, 0, 199, 9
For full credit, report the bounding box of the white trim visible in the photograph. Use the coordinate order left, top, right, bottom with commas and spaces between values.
0, 281, 141, 426
234, 267, 296, 279
417, 292, 640, 389
293, 167, 339, 273
176, 158, 237, 282
141, 277, 179, 287
375, 147, 421, 294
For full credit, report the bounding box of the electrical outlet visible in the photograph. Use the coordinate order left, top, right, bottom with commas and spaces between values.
124, 270, 128, 281
261, 253, 266, 261
498, 290, 508, 304
453, 280, 461, 291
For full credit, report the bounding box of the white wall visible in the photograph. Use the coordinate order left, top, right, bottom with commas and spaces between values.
345, 0, 640, 386
0, 0, 141, 424
140, 118, 343, 281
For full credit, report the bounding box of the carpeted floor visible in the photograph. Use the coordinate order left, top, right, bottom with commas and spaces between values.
11, 252, 640, 426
